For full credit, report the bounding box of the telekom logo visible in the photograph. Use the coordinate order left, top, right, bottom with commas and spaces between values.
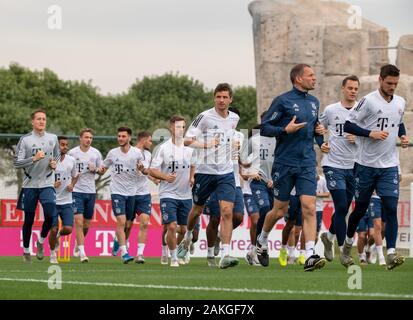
95, 230, 116, 256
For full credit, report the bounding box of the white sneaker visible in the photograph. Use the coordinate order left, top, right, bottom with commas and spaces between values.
170, 259, 179, 267
183, 252, 190, 264
80, 255, 89, 263
73, 244, 80, 258
178, 258, 186, 265
207, 256, 217, 267
161, 255, 169, 265
367, 249, 377, 264
50, 254, 58, 264
379, 256, 386, 266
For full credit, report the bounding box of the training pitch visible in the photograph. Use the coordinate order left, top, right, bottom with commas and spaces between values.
0, 255, 412, 300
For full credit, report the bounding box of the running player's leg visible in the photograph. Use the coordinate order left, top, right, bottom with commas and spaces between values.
20, 189, 37, 262
112, 195, 134, 263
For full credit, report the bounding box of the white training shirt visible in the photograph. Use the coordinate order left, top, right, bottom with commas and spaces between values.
247, 133, 276, 182
185, 107, 239, 175
347, 90, 405, 168
320, 101, 358, 169
103, 146, 143, 196
55, 154, 77, 205
240, 177, 252, 195
135, 149, 152, 196
316, 175, 329, 212
68, 146, 103, 194
150, 139, 193, 200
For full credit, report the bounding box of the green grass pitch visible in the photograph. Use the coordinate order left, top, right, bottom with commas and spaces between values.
0, 256, 412, 300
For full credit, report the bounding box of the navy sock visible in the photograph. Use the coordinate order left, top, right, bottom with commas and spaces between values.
22, 211, 36, 248
381, 196, 398, 250
256, 205, 271, 239
330, 189, 351, 246
40, 203, 56, 238
347, 200, 370, 239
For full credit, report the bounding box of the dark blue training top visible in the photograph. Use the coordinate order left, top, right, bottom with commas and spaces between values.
261, 86, 322, 168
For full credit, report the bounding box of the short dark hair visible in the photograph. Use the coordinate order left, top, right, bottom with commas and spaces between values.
117, 126, 132, 136
290, 64, 311, 84
169, 115, 186, 125
79, 128, 94, 137
342, 75, 360, 87
228, 107, 240, 117
31, 108, 46, 120
214, 83, 233, 98
58, 135, 68, 141
380, 64, 400, 79
137, 131, 151, 141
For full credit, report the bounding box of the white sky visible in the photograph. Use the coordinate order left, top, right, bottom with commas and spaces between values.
0, 0, 411, 94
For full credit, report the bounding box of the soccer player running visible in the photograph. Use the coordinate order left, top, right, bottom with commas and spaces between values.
52, 136, 79, 263
150, 116, 194, 267
342, 64, 408, 270
257, 64, 326, 271
68, 128, 104, 263
14, 109, 60, 263
102, 127, 144, 263
177, 83, 240, 269
319, 75, 359, 267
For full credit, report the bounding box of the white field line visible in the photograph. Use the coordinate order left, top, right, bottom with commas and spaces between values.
0, 277, 412, 299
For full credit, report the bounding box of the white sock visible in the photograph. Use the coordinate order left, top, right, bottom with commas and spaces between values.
368, 244, 375, 253
50, 249, 56, 257
305, 241, 315, 259
258, 231, 269, 245
359, 252, 366, 260
339, 246, 343, 253
345, 236, 353, 245
327, 231, 335, 242
376, 245, 385, 259
78, 245, 86, 256
250, 245, 256, 254
387, 248, 396, 255
220, 244, 230, 258
137, 243, 145, 256
121, 245, 128, 256
170, 249, 177, 260
23, 247, 30, 254
207, 247, 215, 257
162, 245, 168, 256
287, 245, 295, 257
300, 249, 306, 256
185, 230, 193, 241
281, 244, 287, 250
39, 237, 45, 244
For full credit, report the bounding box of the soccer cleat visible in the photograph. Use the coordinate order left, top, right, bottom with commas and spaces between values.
256, 239, 269, 267
112, 239, 120, 256
386, 253, 405, 271
183, 252, 190, 264
298, 254, 306, 266
190, 242, 195, 255
245, 251, 254, 266
36, 240, 44, 260
122, 253, 134, 264
278, 248, 288, 267
73, 244, 80, 258
170, 259, 179, 267
367, 249, 377, 264
213, 236, 221, 257
379, 256, 386, 266
320, 232, 334, 262
134, 255, 145, 264
207, 256, 217, 267
50, 254, 58, 264
177, 237, 191, 259
23, 253, 32, 263
219, 256, 239, 269
80, 255, 89, 263
161, 255, 169, 265
340, 242, 354, 268
304, 254, 326, 272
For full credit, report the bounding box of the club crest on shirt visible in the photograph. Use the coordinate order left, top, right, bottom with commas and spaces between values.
311, 103, 317, 110
293, 104, 300, 112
